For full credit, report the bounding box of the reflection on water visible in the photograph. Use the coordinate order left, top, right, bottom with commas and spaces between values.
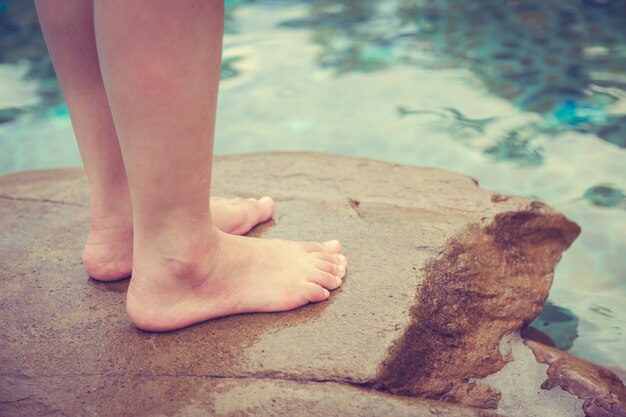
0, 1, 62, 115
583, 185, 626, 208
0, 0, 625, 370
532, 302, 579, 351
396, 107, 547, 165
280, 0, 626, 157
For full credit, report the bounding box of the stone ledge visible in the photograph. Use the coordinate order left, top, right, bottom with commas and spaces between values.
0, 152, 623, 417
526, 340, 626, 417
0, 375, 503, 417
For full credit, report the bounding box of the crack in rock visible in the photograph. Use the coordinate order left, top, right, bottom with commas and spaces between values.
0, 194, 85, 208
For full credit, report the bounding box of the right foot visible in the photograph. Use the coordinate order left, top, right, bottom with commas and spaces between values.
127, 229, 347, 331
82, 197, 275, 281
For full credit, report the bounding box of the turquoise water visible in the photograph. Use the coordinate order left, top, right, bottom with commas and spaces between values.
1, 1, 625, 372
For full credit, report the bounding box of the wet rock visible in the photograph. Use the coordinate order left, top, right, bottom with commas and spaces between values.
0, 152, 619, 417
0, 375, 501, 417
526, 340, 626, 417
481, 333, 587, 417
521, 326, 557, 347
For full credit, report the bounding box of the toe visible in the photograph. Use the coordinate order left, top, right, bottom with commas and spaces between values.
303, 242, 326, 252
310, 270, 342, 290
243, 197, 273, 223
256, 196, 274, 221
224, 197, 274, 235
323, 240, 342, 253
316, 253, 348, 267
306, 283, 331, 303
303, 240, 342, 254
316, 260, 346, 278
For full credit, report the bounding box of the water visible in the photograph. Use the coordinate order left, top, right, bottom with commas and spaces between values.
1, 0, 625, 372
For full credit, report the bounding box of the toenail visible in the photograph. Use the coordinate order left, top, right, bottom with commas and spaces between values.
259, 196, 273, 205
335, 276, 342, 285
338, 254, 347, 264
324, 240, 339, 247
323, 288, 330, 297
337, 265, 346, 275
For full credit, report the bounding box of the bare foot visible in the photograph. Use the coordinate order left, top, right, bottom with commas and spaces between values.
127, 229, 347, 331
209, 196, 274, 235
82, 197, 275, 281
82, 212, 134, 282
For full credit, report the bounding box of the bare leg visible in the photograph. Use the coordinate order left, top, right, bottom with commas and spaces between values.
35, 1, 277, 282
95, 0, 346, 331
35, 0, 133, 280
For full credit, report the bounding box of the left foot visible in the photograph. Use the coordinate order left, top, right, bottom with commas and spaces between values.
82, 196, 275, 281
210, 196, 274, 236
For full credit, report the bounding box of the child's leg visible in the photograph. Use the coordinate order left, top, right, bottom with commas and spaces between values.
35, 0, 133, 280
35, 0, 277, 282
95, 0, 347, 331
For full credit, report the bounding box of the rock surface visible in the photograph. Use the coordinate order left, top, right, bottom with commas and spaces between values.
0, 152, 622, 416
526, 340, 626, 417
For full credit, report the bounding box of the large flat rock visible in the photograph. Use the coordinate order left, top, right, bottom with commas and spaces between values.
1, 152, 621, 416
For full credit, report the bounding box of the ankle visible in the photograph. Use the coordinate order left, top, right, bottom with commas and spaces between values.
127, 227, 224, 328
88, 185, 133, 229
89, 212, 133, 231
89, 199, 133, 232
133, 223, 221, 280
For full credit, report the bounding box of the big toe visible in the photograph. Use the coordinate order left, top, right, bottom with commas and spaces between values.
226, 197, 274, 235
256, 196, 274, 221
303, 240, 342, 254
244, 196, 274, 225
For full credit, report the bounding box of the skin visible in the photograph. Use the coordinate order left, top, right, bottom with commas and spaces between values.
35, 0, 347, 331
35, 0, 276, 282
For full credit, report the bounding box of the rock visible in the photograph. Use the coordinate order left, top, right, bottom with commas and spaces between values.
521, 326, 557, 347
480, 334, 587, 417
1, 375, 500, 417
0, 152, 621, 417
526, 340, 626, 417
